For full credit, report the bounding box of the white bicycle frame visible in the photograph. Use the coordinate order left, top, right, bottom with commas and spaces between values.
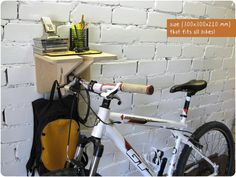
89, 96, 218, 176
66, 78, 217, 176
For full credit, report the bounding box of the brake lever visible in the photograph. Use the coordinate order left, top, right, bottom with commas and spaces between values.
107, 94, 122, 105
100, 83, 121, 99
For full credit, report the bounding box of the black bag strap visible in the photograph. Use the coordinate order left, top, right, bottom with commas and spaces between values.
49, 80, 62, 101
26, 102, 39, 176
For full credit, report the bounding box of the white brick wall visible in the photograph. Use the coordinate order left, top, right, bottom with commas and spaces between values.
124, 44, 155, 59
155, 1, 183, 13
1, 0, 235, 176
147, 11, 175, 28
4, 22, 43, 42
183, 2, 206, 17
70, 3, 112, 23
19, 2, 73, 22
112, 7, 146, 25
1, 1, 18, 19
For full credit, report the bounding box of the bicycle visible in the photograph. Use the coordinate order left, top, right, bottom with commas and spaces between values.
46, 78, 235, 176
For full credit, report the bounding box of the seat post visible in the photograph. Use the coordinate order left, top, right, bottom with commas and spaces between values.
180, 92, 192, 123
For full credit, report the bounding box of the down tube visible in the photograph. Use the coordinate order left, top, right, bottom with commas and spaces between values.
105, 125, 155, 176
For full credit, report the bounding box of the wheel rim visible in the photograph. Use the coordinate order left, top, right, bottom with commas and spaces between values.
183, 129, 231, 176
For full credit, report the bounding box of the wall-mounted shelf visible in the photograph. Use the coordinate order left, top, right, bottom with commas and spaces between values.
34, 53, 117, 93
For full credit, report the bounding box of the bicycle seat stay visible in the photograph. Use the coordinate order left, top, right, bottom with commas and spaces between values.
170, 80, 207, 95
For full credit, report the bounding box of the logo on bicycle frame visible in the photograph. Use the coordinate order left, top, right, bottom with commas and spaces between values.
125, 140, 152, 175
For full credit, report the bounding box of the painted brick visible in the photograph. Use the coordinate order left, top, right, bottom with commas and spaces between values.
1, 86, 40, 107
192, 59, 222, 70
223, 58, 235, 69
88, 24, 100, 43
206, 111, 224, 122
183, 2, 206, 17
140, 28, 167, 43
1, 143, 16, 163
219, 90, 234, 102
155, 1, 183, 13
167, 59, 191, 73
227, 38, 235, 46
98, 153, 114, 168
119, 1, 155, 9
1, 19, 9, 26
1, 43, 34, 64
101, 25, 139, 43
148, 74, 174, 90
206, 80, 224, 93
1, 1, 17, 19
126, 131, 150, 150
138, 60, 167, 76
7, 65, 35, 85
205, 46, 233, 58
192, 37, 209, 44
16, 140, 32, 159
133, 91, 161, 105
204, 103, 222, 115
98, 160, 129, 176
101, 140, 117, 155
132, 104, 157, 116
115, 76, 146, 85
158, 99, 183, 114
110, 93, 132, 111
168, 36, 192, 44
225, 8, 235, 18
124, 44, 155, 60
197, 71, 210, 81
19, 2, 73, 22
70, 3, 112, 23
210, 70, 227, 81
102, 61, 137, 77
201, 94, 219, 105
212, 1, 234, 8
4, 23, 43, 42
174, 72, 197, 84
1, 125, 33, 143
204, 58, 223, 69
182, 45, 205, 58
56, 24, 70, 38
5, 106, 33, 125
1, 158, 28, 176
156, 44, 181, 58
161, 88, 185, 100
209, 37, 227, 46
206, 5, 226, 18
224, 78, 235, 90
112, 7, 146, 25
188, 107, 206, 120
1, 67, 7, 86
89, 43, 123, 59
147, 12, 175, 28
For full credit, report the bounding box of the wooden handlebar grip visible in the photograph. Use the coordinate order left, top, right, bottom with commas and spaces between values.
120, 83, 154, 95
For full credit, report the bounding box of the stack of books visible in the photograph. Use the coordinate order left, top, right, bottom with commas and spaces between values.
33, 38, 69, 55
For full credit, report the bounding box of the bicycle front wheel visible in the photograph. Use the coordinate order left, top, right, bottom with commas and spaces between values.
176, 121, 235, 176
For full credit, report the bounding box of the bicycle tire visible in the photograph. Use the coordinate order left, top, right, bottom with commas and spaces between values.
176, 121, 235, 176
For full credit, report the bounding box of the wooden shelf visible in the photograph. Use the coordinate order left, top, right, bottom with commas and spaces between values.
34, 52, 117, 93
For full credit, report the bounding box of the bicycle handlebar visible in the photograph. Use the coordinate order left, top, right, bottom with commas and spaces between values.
66, 78, 154, 95
120, 83, 154, 95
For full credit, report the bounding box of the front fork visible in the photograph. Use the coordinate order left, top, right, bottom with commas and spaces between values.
74, 135, 104, 176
